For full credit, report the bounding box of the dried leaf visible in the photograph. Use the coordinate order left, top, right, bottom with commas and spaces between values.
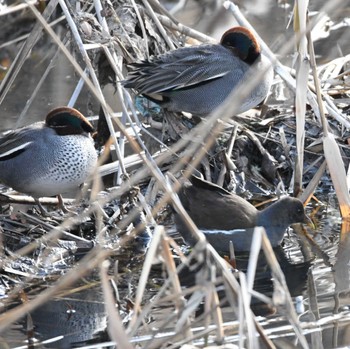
323, 133, 350, 218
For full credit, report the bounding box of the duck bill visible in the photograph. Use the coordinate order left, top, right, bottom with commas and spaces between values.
303, 214, 315, 230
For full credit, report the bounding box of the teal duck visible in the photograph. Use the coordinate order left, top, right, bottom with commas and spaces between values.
0, 107, 98, 214
123, 26, 273, 116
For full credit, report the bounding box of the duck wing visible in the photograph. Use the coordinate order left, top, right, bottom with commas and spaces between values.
178, 178, 258, 230
0, 123, 43, 161
124, 45, 239, 94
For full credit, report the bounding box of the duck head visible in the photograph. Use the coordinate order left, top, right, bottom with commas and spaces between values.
46, 107, 94, 136
220, 26, 261, 65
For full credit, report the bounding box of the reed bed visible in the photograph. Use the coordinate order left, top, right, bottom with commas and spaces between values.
0, 0, 349, 348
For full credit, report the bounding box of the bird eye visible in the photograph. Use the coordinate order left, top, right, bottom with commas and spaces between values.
294, 205, 304, 216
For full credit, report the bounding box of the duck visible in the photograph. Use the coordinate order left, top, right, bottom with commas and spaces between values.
123, 26, 273, 116
173, 175, 310, 252
0, 106, 98, 214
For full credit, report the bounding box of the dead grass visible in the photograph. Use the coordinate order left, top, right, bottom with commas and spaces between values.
0, 0, 350, 348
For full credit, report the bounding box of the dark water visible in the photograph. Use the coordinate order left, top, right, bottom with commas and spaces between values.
2, 285, 107, 348
0, 0, 349, 348
0, 202, 347, 348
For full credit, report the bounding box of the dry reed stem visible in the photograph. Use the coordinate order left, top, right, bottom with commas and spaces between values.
293, 0, 309, 196
100, 260, 134, 349
0, 0, 59, 105
306, 17, 350, 218
1, 0, 348, 346
261, 231, 309, 349
0, 246, 109, 333
225, 0, 348, 127
299, 160, 327, 205
0, 1, 37, 16
17, 42, 63, 126
0, 2, 276, 342
141, 0, 175, 50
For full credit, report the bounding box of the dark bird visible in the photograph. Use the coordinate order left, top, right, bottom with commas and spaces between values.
174, 175, 310, 252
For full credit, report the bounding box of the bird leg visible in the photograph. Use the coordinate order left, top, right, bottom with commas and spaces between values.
57, 194, 75, 215
34, 195, 73, 216
34, 199, 50, 217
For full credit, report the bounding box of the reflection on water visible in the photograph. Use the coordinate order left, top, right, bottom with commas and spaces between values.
31, 287, 107, 348
0, 198, 348, 348
134, 205, 345, 348
3, 286, 107, 349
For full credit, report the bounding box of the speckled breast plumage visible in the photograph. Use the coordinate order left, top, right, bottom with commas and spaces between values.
0, 123, 97, 198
